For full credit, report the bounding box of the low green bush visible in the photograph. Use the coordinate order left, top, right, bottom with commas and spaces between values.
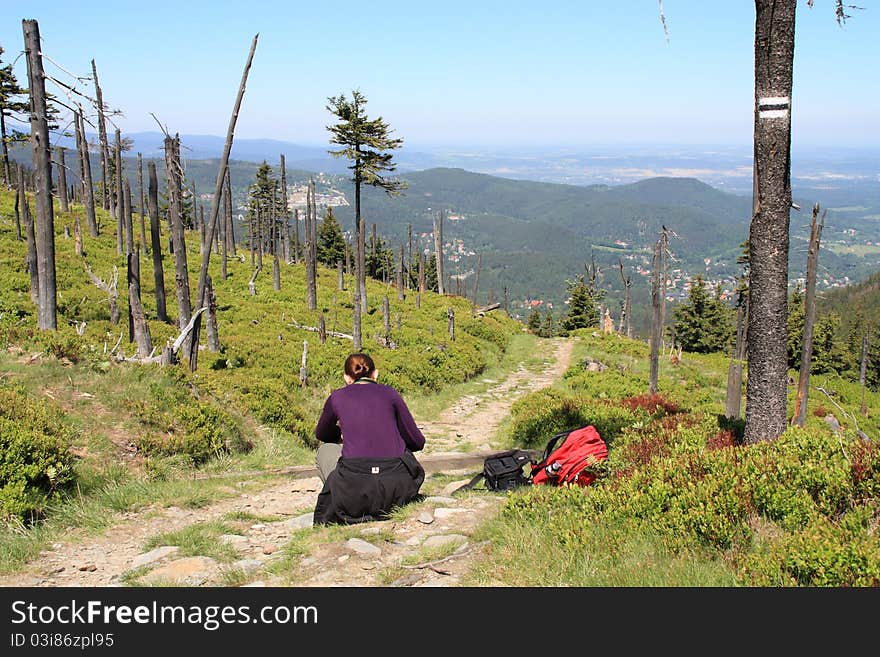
0, 384, 76, 521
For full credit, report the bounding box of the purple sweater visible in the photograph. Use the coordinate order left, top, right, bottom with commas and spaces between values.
314, 380, 426, 458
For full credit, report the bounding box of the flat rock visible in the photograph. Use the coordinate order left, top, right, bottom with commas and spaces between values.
422, 534, 468, 549
441, 480, 472, 496
141, 557, 218, 586
417, 511, 434, 524
344, 538, 381, 557
290, 477, 322, 492
131, 545, 180, 569
232, 559, 263, 574
360, 527, 383, 535
286, 513, 314, 530
433, 508, 468, 519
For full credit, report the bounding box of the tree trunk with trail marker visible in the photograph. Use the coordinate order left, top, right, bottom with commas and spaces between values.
23, 19, 57, 329
792, 203, 825, 427
56, 147, 69, 212
745, 0, 797, 444
75, 111, 98, 237
147, 161, 168, 322
649, 238, 662, 394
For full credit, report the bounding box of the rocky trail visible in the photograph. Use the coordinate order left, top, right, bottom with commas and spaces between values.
1, 338, 574, 588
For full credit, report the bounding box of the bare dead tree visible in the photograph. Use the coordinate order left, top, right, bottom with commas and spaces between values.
618, 258, 633, 338
114, 128, 124, 254
725, 293, 748, 420
472, 253, 482, 312
433, 209, 445, 295
23, 19, 57, 330
15, 164, 24, 241
745, 0, 797, 444
280, 154, 290, 262
128, 248, 153, 358
318, 313, 327, 344
383, 294, 391, 342
56, 146, 69, 212
292, 208, 300, 264
859, 334, 869, 416
338, 260, 344, 291
74, 209, 82, 256
248, 265, 261, 295
186, 33, 259, 372
397, 244, 405, 301
123, 178, 134, 256
74, 110, 98, 237
165, 134, 192, 352
23, 191, 39, 306
353, 288, 362, 351
146, 161, 168, 322
649, 238, 662, 394
305, 178, 317, 310
448, 306, 455, 341
224, 168, 236, 256
137, 153, 147, 256
90, 59, 112, 214
205, 275, 219, 352
792, 203, 826, 427
299, 340, 309, 387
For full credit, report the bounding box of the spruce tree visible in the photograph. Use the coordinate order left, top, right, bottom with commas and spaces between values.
672, 276, 732, 354
562, 275, 600, 330
317, 206, 347, 267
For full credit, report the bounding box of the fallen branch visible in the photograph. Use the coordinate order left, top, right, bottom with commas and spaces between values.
815, 385, 856, 460
399, 540, 489, 575
288, 319, 353, 340
475, 302, 501, 316
172, 306, 208, 354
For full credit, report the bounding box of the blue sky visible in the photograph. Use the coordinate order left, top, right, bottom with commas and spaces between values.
3, 1, 878, 149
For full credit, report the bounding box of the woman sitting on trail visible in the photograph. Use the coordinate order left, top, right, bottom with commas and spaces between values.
312, 353, 426, 525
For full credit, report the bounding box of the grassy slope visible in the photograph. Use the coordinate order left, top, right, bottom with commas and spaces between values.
0, 187, 523, 569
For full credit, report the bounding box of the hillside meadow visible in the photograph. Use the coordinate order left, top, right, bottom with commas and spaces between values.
0, 187, 521, 536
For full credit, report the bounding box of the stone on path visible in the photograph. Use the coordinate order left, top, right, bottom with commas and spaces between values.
441, 480, 472, 496
433, 508, 467, 519
220, 534, 250, 549
286, 513, 314, 530
344, 538, 382, 557
417, 511, 434, 524
422, 534, 468, 549
131, 545, 180, 569
424, 496, 456, 505
231, 559, 263, 574
141, 557, 218, 586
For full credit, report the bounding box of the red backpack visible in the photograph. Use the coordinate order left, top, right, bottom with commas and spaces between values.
530, 425, 608, 487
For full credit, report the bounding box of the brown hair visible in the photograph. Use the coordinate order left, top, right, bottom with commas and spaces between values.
344, 353, 376, 381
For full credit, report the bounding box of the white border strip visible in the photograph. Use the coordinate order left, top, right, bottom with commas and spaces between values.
759, 109, 789, 119
758, 96, 790, 106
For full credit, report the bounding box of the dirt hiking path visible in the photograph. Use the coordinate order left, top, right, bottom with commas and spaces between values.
0, 338, 575, 588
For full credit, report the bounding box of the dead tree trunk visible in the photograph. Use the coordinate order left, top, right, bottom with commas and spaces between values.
23, 194, 39, 307
792, 203, 826, 427
448, 307, 455, 341
248, 266, 261, 295
433, 210, 445, 295
318, 313, 327, 344
299, 341, 309, 387
649, 238, 662, 394
128, 249, 152, 358
618, 258, 632, 338
397, 244, 405, 301
75, 111, 98, 237
0, 104, 11, 187
224, 168, 236, 256
123, 178, 134, 256
745, 0, 797, 444
353, 289, 362, 351
305, 178, 317, 310
23, 19, 57, 330
293, 208, 301, 264
15, 165, 24, 240
74, 211, 83, 257
280, 154, 290, 262
418, 251, 425, 294
137, 153, 147, 256
188, 33, 259, 372
205, 275, 219, 352
472, 253, 482, 312
115, 129, 124, 254
165, 134, 192, 351
90, 59, 112, 213
383, 295, 391, 342
147, 161, 168, 322
56, 146, 69, 213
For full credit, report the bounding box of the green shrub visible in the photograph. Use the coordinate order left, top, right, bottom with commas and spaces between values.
0, 385, 76, 521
